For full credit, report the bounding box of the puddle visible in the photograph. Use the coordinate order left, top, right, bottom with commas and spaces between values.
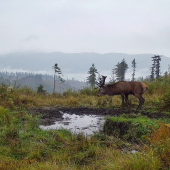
40, 112, 105, 136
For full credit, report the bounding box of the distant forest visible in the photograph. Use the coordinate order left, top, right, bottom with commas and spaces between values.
0, 55, 166, 93
0, 71, 86, 93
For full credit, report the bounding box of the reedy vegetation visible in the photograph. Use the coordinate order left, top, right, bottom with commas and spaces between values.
0, 76, 170, 169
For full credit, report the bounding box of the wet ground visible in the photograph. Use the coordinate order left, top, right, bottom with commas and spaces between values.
40, 112, 105, 136
30, 107, 170, 136
31, 107, 125, 136
31, 107, 124, 126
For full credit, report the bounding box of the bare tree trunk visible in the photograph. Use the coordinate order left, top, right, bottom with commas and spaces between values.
53, 74, 56, 94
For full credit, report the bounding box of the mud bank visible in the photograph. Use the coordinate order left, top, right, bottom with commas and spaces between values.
30, 107, 170, 126
30, 107, 125, 126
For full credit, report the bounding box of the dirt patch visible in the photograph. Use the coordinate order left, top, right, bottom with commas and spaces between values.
30, 107, 63, 125
59, 107, 124, 116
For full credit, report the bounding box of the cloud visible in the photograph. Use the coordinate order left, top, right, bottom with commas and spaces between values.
0, 0, 170, 56
21, 34, 40, 42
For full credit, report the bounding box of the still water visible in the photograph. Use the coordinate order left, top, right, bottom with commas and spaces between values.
40, 112, 105, 136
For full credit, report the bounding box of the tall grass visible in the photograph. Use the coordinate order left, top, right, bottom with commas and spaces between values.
1, 77, 170, 110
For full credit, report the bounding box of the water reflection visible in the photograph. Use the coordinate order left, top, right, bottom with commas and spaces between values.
40, 112, 105, 136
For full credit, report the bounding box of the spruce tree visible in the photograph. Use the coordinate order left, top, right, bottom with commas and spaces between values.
115, 59, 128, 81
150, 66, 155, 81
132, 59, 136, 81
155, 55, 161, 79
86, 63, 98, 88
150, 55, 161, 80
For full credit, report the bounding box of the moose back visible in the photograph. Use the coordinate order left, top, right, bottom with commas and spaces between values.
97, 81, 148, 110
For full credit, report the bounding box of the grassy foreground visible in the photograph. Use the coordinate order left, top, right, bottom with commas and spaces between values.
0, 77, 170, 169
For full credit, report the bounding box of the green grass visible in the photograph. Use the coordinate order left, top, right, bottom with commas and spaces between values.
0, 106, 170, 169
1, 77, 170, 169
104, 114, 160, 142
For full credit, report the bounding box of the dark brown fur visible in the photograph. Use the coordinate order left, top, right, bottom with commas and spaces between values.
97, 81, 148, 110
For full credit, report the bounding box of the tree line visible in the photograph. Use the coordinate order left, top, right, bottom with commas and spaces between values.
86, 55, 164, 88
86, 58, 136, 88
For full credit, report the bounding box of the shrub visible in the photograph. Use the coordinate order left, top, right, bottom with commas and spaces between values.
37, 84, 47, 95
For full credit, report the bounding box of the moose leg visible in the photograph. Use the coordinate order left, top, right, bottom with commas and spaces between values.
134, 94, 145, 110
121, 94, 125, 108
125, 94, 129, 107
138, 96, 145, 110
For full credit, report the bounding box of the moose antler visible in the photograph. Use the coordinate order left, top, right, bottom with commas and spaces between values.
96, 75, 107, 88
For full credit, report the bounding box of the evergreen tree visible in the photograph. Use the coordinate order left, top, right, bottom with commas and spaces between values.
154, 55, 161, 79
131, 59, 136, 81
150, 66, 155, 81
150, 55, 161, 80
115, 59, 128, 81
150, 56, 156, 81
86, 63, 98, 88
52, 63, 64, 93
37, 84, 47, 94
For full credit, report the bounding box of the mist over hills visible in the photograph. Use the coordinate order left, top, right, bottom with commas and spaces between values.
0, 52, 169, 80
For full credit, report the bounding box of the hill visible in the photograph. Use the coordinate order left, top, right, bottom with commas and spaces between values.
0, 52, 170, 80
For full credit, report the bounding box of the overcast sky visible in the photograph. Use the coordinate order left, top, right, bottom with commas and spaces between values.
1, 0, 170, 57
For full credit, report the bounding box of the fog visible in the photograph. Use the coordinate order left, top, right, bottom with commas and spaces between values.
0, 0, 170, 57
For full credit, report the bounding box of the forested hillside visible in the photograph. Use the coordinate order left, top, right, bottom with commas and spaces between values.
0, 71, 86, 93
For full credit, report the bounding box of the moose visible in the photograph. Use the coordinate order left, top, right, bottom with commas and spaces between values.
96, 76, 148, 110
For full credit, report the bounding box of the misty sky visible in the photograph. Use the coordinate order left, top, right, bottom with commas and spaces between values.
1, 0, 170, 57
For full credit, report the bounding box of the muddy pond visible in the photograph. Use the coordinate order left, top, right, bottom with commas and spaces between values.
32, 107, 122, 136
40, 111, 105, 136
